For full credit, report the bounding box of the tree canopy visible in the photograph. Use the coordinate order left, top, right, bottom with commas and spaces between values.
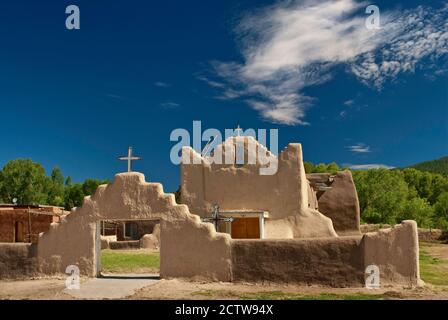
0, 159, 109, 210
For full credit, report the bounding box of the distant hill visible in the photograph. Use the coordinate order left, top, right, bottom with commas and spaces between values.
408, 156, 448, 175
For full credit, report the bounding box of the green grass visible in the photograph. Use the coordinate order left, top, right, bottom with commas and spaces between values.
240, 291, 386, 300
192, 290, 387, 300
419, 244, 448, 286
101, 249, 160, 273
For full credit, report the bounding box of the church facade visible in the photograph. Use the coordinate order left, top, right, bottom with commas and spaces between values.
180, 135, 359, 239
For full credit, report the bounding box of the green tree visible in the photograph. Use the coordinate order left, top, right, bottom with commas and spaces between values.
47, 167, 65, 206
313, 163, 329, 173
428, 174, 448, 204
64, 183, 85, 210
63, 178, 109, 210
352, 169, 409, 224
304, 162, 314, 174
82, 179, 108, 196
326, 162, 340, 174
398, 197, 434, 228
65, 176, 73, 187
434, 192, 448, 230
402, 168, 448, 205
0, 159, 49, 204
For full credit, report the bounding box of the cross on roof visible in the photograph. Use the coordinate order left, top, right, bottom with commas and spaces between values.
235, 124, 243, 136
118, 146, 142, 173
202, 204, 233, 232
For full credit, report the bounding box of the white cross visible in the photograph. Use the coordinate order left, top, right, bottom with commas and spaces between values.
235, 124, 243, 136
118, 146, 141, 172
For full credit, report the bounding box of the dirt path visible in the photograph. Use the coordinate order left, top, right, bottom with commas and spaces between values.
2, 276, 446, 300
0, 278, 73, 300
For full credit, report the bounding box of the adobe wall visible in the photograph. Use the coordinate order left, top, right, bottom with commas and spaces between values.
0, 243, 39, 279
231, 237, 364, 286
231, 221, 420, 287
0, 211, 55, 243
36, 173, 232, 280
160, 215, 232, 281
309, 171, 361, 236
362, 220, 421, 286
181, 137, 337, 239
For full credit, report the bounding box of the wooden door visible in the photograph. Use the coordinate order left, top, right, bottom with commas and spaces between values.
231, 218, 260, 239
15, 221, 24, 242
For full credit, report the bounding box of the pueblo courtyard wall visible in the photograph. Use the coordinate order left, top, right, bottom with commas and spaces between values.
0, 243, 39, 279
231, 221, 420, 287
0, 172, 419, 287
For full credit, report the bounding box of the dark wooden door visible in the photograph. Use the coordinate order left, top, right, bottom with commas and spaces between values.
15, 221, 24, 242
231, 218, 260, 239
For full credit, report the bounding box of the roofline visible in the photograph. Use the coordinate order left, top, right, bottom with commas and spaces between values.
0, 204, 65, 209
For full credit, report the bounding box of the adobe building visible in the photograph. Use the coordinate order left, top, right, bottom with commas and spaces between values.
180, 135, 358, 239
0, 135, 421, 287
0, 205, 66, 243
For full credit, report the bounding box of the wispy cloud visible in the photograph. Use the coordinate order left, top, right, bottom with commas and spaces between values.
343, 99, 355, 106
351, 4, 448, 88
347, 143, 371, 153
154, 81, 171, 88
197, 75, 226, 89
203, 0, 448, 125
348, 163, 395, 170
160, 102, 180, 109
105, 93, 126, 100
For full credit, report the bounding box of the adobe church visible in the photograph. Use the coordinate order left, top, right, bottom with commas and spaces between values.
180, 135, 359, 239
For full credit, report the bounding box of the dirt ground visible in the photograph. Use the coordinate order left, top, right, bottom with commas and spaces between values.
1, 242, 447, 300
1, 276, 447, 300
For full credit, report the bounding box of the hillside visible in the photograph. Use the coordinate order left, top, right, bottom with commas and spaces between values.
409, 156, 448, 175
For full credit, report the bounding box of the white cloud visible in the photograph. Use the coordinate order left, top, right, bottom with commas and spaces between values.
343, 99, 355, 106
205, 0, 448, 125
105, 93, 126, 100
160, 102, 179, 109
349, 164, 395, 170
154, 81, 171, 87
347, 143, 371, 153
351, 4, 448, 88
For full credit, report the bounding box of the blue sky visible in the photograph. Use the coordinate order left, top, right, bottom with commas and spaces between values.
0, 0, 447, 191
